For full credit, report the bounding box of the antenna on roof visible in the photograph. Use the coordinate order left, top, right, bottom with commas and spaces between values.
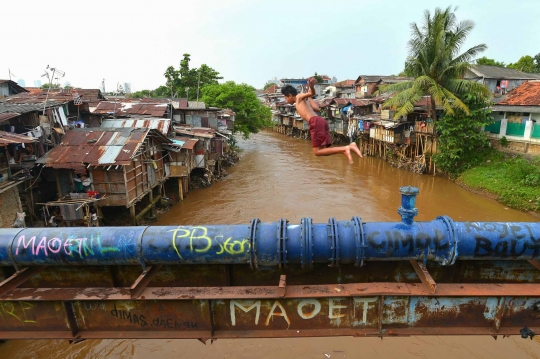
42, 65, 66, 116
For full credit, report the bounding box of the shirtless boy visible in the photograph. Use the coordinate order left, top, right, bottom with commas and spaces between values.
281, 77, 362, 164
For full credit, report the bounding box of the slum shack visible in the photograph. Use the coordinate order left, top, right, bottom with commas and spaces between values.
0, 131, 37, 228
35, 127, 172, 225
162, 137, 199, 201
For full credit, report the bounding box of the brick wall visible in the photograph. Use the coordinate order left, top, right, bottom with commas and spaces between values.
0, 187, 24, 228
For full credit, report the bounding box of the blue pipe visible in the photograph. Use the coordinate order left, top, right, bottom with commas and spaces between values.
0, 187, 538, 269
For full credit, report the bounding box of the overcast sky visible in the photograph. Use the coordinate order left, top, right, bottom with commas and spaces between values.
3, 0, 539, 92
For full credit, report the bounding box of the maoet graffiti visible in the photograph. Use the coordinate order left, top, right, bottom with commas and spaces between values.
2, 296, 536, 333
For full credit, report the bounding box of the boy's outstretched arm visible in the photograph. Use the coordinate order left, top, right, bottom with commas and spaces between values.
296, 77, 317, 102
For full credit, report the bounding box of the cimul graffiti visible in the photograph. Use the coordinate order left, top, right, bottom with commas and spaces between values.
169, 226, 249, 259
366, 230, 447, 255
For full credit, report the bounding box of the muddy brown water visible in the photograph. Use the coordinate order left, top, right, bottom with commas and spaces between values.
2, 130, 539, 358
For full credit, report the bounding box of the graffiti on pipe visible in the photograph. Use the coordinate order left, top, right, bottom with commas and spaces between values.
169, 226, 249, 259
14, 233, 136, 258
464, 223, 540, 258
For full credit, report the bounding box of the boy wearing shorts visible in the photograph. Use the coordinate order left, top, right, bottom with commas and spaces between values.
281, 77, 362, 163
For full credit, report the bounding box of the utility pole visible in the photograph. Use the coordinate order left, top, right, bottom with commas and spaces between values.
196, 72, 201, 104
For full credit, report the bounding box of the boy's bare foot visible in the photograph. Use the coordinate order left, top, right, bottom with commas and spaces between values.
350, 142, 363, 158
344, 146, 353, 164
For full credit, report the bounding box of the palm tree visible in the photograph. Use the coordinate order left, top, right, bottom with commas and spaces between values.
381, 6, 491, 120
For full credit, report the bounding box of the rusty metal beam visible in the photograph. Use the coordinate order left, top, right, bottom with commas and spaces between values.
0, 327, 538, 340
409, 260, 437, 293
528, 260, 540, 271
63, 301, 79, 338
492, 297, 506, 332
129, 265, 162, 299
3, 283, 540, 301
0, 266, 45, 297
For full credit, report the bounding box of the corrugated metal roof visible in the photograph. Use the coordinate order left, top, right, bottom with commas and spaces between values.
0, 112, 20, 122
36, 128, 171, 169
101, 118, 171, 135
1, 88, 103, 104
496, 81, 540, 106
491, 105, 540, 113
0, 80, 29, 94
174, 136, 199, 150
173, 126, 216, 138
350, 99, 372, 107
468, 66, 540, 80
188, 101, 206, 109
171, 99, 189, 110
372, 120, 404, 129
92, 101, 169, 117
0, 130, 37, 145
0, 101, 65, 115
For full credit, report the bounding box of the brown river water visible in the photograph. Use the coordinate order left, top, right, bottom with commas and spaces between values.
2, 130, 540, 358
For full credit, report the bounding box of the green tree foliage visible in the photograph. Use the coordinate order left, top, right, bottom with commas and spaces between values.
507, 55, 536, 73
164, 54, 223, 99
475, 56, 506, 67
201, 81, 272, 139
433, 94, 494, 177
130, 89, 154, 98
313, 72, 324, 83
534, 53, 540, 73
263, 82, 275, 90
381, 7, 491, 120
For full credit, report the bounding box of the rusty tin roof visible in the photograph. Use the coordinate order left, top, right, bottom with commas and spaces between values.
92, 101, 169, 117
0, 130, 37, 145
101, 117, 171, 136
36, 128, 171, 169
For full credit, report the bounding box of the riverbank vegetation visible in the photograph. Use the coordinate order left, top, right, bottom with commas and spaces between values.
458, 152, 540, 213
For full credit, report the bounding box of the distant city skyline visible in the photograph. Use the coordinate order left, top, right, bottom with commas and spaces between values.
17, 79, 25, 87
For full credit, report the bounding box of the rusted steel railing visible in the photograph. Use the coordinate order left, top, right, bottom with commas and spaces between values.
0, 186, 538, 341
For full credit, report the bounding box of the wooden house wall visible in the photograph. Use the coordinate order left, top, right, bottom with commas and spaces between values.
56, 169, 74, 198
124, 156, 148, 206
123, 137, 167, 206
372, 126, 406, 144
91, 168, 128, 206
169, 149, 193, 177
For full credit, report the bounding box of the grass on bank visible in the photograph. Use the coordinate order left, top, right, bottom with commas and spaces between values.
458, 151, 540, 212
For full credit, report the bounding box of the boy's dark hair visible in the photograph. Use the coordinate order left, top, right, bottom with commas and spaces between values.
281, 85, 298, 97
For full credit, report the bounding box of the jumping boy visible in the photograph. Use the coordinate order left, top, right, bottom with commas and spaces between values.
281, 77, 362, 164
